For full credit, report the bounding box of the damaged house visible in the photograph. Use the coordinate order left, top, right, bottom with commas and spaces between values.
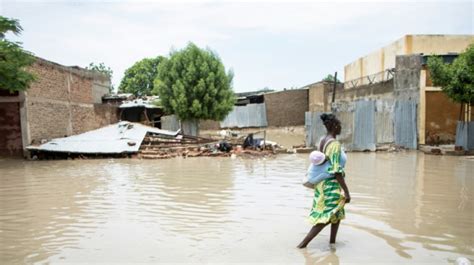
0, 57, 119, 157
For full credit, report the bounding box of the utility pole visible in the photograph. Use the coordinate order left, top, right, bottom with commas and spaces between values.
331, 72, 337, 112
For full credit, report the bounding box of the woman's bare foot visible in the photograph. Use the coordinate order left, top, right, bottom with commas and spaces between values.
297, 243, 307, 249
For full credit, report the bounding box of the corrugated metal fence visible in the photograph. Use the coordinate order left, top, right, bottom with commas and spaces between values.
305, 112, 326, 148
394, 100, 417, 149
305, 99, 417, 150
161, 115, 181, 131
220, 103, 268, 128
455, 121, 474, 150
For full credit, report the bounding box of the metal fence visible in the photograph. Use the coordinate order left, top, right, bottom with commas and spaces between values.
353, 100, 376, 151
394, 100, 417, 149
306, 98, 417, 150
455, 121, 474, 150
161, 115, 181, 131
305, 112, 326, 148
344, 69, 395, 89
220, 103, 268, 128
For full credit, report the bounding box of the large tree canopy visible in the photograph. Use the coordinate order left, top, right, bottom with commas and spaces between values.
119, 56, 164, 96
0, 16, 35, 92
154, 43, 235, 121
427, 43, 474, 105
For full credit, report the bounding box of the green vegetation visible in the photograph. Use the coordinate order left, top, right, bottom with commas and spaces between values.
322, 74, 341, 83
85, 62, 113, 78
119, 56, 164, 96
154, 43, 235, 121
427, 43, 474, 121
0, 16, 35, 92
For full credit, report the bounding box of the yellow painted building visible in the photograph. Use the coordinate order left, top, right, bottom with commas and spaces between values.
344, 35, 474, 85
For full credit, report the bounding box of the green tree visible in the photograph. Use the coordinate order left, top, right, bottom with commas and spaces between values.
86, 62, 114, 93
119, 56, 163, 96
86, 62, 113, 77
322, 74, 341, 83
0, 16, 35, 92
427, 44, 474, 121
154, 43, 235, 121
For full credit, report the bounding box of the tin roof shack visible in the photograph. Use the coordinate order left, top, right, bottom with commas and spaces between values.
0, 56, 119, 157
200, 90, 271, 130
119, 98, 164, 128
219, 91, 268, 129
102, 93, 134, 106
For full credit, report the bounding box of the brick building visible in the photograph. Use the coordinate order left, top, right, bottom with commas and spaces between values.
264, 89, 308, 127
0, 57, 119, 157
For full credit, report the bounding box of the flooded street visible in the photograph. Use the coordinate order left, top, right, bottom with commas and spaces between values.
0, 152, 472, 264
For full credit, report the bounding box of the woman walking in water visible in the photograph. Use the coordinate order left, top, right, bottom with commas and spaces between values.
297, 113, 351, 248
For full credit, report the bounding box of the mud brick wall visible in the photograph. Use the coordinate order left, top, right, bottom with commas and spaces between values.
0, 102, 22, 156
199, 119, 221, 130
264, 89, 308, 127
25, 59, 118, 143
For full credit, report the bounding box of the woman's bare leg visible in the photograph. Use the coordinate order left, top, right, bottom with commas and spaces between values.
329, 221, 340, 244
297, 223, 328, 248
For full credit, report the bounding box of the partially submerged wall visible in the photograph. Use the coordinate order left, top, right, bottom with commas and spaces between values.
264, 89, 308, 127
24, 58, 118, 144
328, 80, 395, 150
425, 92, 460, 144
0, 90, 22, 156
307, 55, 422, 150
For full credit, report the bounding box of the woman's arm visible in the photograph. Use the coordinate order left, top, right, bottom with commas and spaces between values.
335, 173, 351, 203
302, 181, 315, 189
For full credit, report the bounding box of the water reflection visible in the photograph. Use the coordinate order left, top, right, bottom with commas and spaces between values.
346, 152, 474, 258
0, 159, 107, 264
0, 152, 472, 264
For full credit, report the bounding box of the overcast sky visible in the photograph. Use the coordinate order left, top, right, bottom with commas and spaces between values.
1, 0, 473, 92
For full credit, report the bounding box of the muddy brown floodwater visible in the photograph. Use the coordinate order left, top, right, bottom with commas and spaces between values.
0, 152, 473, 264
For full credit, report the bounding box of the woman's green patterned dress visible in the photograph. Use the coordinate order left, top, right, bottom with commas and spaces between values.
308, 140, 346, 225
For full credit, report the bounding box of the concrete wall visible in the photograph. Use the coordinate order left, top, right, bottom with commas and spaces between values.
394, 55, 422, 100
424, 91, 460, 144
264, 89, 308, 127
344, 35, 474, 84
307, 81, 344, 112
24, 58, 118, 145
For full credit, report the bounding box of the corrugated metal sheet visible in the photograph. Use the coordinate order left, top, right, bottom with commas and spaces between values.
353, 100, 376, 151
455, 121, 474, 150
220, 103, 267, 128
161, 115, 181, 131
394, 100, 417, 149
182, 120, 199, 136
305, 112, 326, 148
375, 112, 394, 143
119, 99, 160, 109
27, 121, 179, 154
336, 112, 354, 149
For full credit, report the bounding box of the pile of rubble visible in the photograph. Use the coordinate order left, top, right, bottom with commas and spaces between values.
139, 131, 278, 159
27, 122, 283, 160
